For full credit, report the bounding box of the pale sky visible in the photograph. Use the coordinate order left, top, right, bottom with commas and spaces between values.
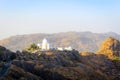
0, 0, 120, 39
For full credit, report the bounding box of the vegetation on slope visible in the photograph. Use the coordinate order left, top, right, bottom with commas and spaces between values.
22, 43, 39, 53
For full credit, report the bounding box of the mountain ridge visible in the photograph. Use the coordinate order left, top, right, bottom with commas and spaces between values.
0, 31, 120, 52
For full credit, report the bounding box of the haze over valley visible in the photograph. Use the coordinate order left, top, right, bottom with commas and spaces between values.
0, 0, 120, 80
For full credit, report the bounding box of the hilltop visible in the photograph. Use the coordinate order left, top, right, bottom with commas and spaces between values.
97, 37, 120, 58
97, 37, 120, 72
0, 45, 119, 80
0, 31, 120, 52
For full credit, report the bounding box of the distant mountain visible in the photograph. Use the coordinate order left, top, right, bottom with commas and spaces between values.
0, 31, 120, 52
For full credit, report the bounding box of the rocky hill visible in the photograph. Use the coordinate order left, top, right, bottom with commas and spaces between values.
0, 31, 120, 52
97, 37, 120, 58
97, 37, 120, 73
0, 38, 120, 80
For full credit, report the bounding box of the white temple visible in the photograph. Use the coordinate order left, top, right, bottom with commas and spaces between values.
42, 38, 50, 50
37, 38, 73, 51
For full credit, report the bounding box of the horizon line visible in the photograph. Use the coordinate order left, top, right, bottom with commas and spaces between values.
0, 31, 119, 40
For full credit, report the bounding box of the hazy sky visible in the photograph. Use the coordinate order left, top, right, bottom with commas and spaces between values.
0, 0, 120, 39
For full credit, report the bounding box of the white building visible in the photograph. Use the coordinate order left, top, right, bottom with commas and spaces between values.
37, 38, 73, 51
57, 46, 73, 51
42, 38, 50, 50
37, 43, 42, 48
64, 46, 73, 51
57, 47, 64, 51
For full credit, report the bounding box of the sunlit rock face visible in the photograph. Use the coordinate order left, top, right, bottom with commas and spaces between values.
97, 37, 120, 58
42, 38, 50, 50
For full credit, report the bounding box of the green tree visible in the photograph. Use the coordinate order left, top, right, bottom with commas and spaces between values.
23, 43, 39, 53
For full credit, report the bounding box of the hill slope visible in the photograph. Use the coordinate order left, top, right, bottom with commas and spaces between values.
97, 37, 120, 58
0, 31, 120, 52
0, 45, 120, 80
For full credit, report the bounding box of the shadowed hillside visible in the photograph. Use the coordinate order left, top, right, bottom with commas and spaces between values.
0, 36, 120, 80
0, 32, 120, 52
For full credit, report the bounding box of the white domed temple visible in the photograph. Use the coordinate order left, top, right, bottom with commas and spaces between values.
42, 38, 50, 50
37, 38, 73, 51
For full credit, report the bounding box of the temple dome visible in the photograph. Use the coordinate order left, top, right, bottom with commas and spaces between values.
42, 38, 48, 44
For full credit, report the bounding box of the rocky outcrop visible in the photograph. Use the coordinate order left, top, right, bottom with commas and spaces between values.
12, 50, 119, 80
0, 46, 16, 79
97, 37, 120, 78
0, 46, 16, 62
97, 37, 120, 58
0, 45, 120, 80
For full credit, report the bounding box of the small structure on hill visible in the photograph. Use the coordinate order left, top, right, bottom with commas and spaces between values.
64, 46, 73, 51
37, 38, 50, 51
42, 38, 50, 50
57, 46, 73, 51
37, 43, 42, 49
37, 38, 73, 51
